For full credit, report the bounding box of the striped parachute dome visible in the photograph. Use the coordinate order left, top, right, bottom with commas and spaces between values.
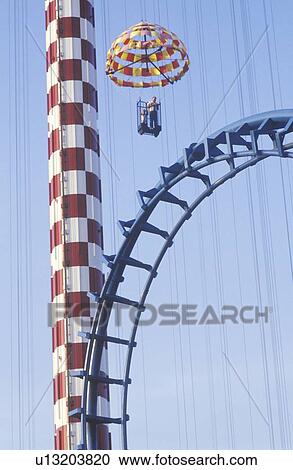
105, 21, 190, 88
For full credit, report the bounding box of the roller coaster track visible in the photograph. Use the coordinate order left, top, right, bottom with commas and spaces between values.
70, 109, 293, 449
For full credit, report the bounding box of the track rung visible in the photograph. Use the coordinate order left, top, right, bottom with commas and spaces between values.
106, 294, 142, 309
69, 370, 85, 378
68, 408, 129, 425
86, 414, 130, 425
140, 221, 169, 239
160, 191, 189, 211
92, 376, 131, 386
121, 256, 153, 272
159, 163, 183, 184
78, 331, 137, 347
69, 370, 132, 386
186, 168, 211, 188
118, 219, 135, 237
103, 254, 115, 267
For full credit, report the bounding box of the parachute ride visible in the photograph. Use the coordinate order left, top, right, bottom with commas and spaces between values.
105, 21, 190, 137
105, 21, 190, 88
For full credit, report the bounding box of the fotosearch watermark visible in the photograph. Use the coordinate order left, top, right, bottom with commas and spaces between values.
47, 302, 271, 328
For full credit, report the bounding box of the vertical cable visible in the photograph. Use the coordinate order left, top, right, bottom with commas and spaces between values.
102, 0, 122, 448
14, 0, 23, 448
9, 0, 15, 449
192, 0, 222, 449
232, 0, 276, 448
123, 0, 150, 449
23, 0, 34, 448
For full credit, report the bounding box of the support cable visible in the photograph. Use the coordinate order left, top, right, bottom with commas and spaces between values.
231, 0, 275, 448
8, 0, 15, 449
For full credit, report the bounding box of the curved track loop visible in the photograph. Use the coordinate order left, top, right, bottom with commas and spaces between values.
78, 110, 293, 449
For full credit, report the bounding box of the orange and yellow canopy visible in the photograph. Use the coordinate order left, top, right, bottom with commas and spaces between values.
106, 22, 190, 88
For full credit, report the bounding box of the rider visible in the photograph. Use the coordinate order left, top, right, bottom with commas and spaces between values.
147, 96, 158, 129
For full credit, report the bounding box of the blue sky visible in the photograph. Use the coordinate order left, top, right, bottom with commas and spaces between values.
0, 0, 292, 450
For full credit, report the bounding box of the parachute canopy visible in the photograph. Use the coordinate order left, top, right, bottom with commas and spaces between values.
105, 22, 190, 88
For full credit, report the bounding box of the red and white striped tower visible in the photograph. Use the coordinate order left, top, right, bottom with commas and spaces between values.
45, 0, 111, 450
